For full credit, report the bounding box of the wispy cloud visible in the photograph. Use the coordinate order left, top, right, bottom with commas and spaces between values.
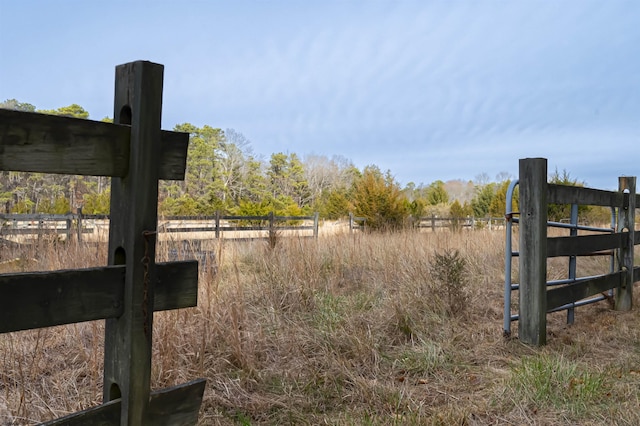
1, 1, 638, 188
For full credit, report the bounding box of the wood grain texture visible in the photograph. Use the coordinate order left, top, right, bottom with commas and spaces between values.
103, 60, 164, 424
547, 272, 623, 311
0, 108, 188, 180
147, 379, 207, 425
42, 379, 206, 426
615, 177, 636, 311
547, 183, 622, 207
0, 266, 124, 333
42, 399, 121, 426
547, 233, 626, 257
154, 261, 198, 311
0, 261, 199, 333
518, 158, 548, 346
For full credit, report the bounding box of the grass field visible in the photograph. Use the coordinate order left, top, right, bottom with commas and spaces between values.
1, 229, 639, 425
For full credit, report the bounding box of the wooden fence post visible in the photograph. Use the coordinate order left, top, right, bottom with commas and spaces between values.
313, 212, 319, 239
103, 61, 164, 424
66, 215, 72, 242
349, 212, 354, 234
615, 176, 635, 311
269, 211, 275, 234
215, 210, 220, 239
76, 207, 83, 243
566, 203, 578, 324
518, 158, 548, 346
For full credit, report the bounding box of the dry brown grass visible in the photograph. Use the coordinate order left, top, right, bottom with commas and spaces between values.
1, 229, 640, 425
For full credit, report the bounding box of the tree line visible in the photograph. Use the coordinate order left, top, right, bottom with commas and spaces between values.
0, 100, 610, 229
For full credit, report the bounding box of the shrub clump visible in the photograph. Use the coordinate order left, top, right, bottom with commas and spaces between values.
429, 249, 469, 316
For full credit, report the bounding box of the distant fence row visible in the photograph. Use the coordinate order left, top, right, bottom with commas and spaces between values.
0, 210, 320, 242
0, 210, 508, 243
411, 215, 505, 231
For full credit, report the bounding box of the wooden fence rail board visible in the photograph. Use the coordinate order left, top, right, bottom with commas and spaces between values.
0, 213, 74, 221
154, 260, 199, 311
0, 260, 198, 333
42, 398, 121, 426
0, 228, 90, 236
42, 379, 206, 426
0, 266, 124, 333
145, 379, 207, 425
546, 272, 623, 311
547, 183, 624, 206
547, 233, 627, 257
0, 108, 189, 180
163, 215, 316, 221
0, 61, 204, 424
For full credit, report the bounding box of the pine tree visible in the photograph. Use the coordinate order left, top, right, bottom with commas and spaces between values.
351, 166, 408, 230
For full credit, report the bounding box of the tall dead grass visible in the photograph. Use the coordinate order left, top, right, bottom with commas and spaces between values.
1, 229, 639, 425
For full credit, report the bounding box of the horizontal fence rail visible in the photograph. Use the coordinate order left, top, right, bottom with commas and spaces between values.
160, 212, 319, 239
413, 215, 505, 231
0, 108, 189, 180
0, 260, 198, 333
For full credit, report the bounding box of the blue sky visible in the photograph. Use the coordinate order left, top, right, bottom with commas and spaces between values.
1, 1, 638, 189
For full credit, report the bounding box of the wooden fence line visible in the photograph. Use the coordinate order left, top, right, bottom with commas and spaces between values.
1, 211, 511, 243
1, 212, 508, 243
160, 211, 319, 239
0, 61, 205, 424
517, 158, 639, 346
412, 215, 505, 231
0, 210, 320, 241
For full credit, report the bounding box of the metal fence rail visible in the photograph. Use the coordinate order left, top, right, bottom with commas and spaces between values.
503, 178, 617, 336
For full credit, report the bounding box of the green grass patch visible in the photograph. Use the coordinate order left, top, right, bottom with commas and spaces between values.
313, 292, 348, 332
393, 340, 447, 376
507, 353, 609, 416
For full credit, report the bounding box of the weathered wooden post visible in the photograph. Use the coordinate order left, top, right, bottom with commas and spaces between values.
313, 211, 319, 239
518, 158, 548, 345
66, 214, 72, 242
615, 176, 635, 311
269, 211, 275, 231
215, 210, 221, 239
349, 212, 354, 234
76, 207, 83, 243
102, 61, 163, 424
566, 203, 579, 324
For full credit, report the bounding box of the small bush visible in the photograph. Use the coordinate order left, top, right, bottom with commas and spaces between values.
429, 249, 469, 316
